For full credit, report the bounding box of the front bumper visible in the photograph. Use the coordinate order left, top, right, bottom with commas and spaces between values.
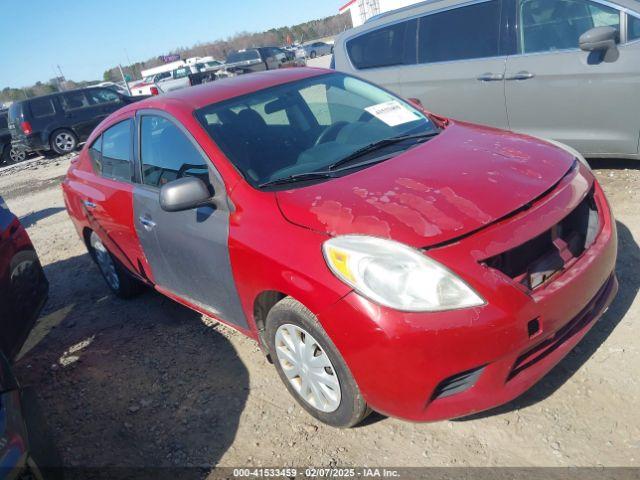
318, 173, 618, 422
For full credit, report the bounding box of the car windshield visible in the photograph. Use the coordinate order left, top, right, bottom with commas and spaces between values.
227, 50, 260, 63
196, 72, 438, 188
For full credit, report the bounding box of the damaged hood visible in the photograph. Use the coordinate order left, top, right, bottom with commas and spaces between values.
276, 122, 577, 248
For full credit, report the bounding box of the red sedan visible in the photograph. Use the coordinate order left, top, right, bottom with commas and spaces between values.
62, 68, 617, 427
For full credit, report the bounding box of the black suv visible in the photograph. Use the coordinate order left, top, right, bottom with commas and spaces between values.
8, 87, 143, 156
0, 110, 26, 164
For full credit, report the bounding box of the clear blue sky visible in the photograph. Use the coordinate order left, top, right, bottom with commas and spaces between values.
0, 0, 345, 89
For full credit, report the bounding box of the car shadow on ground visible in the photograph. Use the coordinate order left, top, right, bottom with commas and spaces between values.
15, 252, 249, 478
19, 207, 65, 229
457, 220, 638, 421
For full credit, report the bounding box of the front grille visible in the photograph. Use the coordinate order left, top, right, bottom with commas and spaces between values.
431, 366, 484, 400
483, 187, 599, 290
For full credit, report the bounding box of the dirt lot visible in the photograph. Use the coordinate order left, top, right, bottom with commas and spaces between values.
1, 154, 639, 471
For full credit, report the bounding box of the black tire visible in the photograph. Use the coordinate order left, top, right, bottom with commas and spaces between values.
266, 297, 370, 428
310, 50, 317, 59
87, 230, 144, 299
10, 147, 26, 163
330, 46, 334, 54
50, 129, 78, 156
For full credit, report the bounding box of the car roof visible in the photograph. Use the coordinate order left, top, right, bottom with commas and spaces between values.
127, 67, 331, 112
13, 86, 106, 105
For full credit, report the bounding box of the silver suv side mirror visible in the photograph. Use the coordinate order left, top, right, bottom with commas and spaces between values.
580, 26, 618, 58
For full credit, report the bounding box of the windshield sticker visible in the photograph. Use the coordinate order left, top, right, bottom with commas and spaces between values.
365, 101, 420, 127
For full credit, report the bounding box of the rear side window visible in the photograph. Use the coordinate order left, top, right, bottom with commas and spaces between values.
630, 15, 640, 40
346, 19, 417, 69
140, 116, 208, 188
101, 120, 132, 182
29, 98, 55, 118
60, 91, 90, 111
518, 0, 620, 54
89, 136, 102, 173
418, 1, 501, 63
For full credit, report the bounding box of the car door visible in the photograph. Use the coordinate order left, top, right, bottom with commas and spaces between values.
81, 118, 149, 275
59, 91, 98, 140
132, 111, 247, 328
398, 0, 510, 128
505, 0, 640, 155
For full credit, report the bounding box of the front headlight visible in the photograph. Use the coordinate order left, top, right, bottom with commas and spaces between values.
323, 236, 485, 312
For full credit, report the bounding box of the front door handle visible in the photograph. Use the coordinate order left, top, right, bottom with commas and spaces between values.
83, 200, 97, 209
477, 72, 504, 82
506, 71, 535, 81
139, 216, 156, 231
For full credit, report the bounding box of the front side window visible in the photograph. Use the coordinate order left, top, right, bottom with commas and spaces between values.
88, 89, 120, 105
418, 1, 501, 64
101, 120, 132, 182
140, 116, 209, 188
30, 98, 55, 118
196, 73, 437, 188
347, 19, 417, 69
60, 91, 90, 111
0, 115, 7, 130
630, 15, 640, 40
519, 0, 620, 54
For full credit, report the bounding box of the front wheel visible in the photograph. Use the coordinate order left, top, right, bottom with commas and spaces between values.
310, 50, 317, 59
266, 297, 370, 428
88, 231, 144, 298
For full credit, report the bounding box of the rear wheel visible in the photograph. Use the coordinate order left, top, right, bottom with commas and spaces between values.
9, 147, 26, 163
50, 129, 77, 155
88, 231, 144, 298
266, 297, 370, 428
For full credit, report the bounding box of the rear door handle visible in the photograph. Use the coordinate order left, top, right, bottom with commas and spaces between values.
506, 71, 535, 81
477, 72, 504, 82
83, 200, 97, 209
139, 216, 156, 231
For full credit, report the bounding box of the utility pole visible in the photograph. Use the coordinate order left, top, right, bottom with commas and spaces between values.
118, 64, 132, 96
57, 64, 66, 90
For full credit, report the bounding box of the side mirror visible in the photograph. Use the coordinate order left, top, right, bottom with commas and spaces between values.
580, 26, 618, 52
159, 176, 212, 212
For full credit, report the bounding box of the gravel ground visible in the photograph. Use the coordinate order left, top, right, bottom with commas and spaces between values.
2, 154, 639, 472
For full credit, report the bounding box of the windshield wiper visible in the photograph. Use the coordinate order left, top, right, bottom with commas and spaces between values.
259, 171, 336, 188
327, 131, 440, 171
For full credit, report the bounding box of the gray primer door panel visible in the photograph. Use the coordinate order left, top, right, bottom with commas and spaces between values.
133, 184, 248, 328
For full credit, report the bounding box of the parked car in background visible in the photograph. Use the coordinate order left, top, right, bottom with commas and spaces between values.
0, 195, 49, 361
1, 110, 27, 164
63, 68, 617, 427
224, 47, 295, 75
0, 351, 62, 480
94, 81, 130, 96
333, 0, 640, 160
8, 87, 145, 156
297, 41, 333, 59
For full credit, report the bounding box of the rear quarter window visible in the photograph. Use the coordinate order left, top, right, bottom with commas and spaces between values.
29, 98, 56, 118
346, 19, 417, 69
